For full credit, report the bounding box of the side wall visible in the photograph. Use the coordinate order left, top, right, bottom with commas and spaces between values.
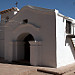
0, 23, 4, 58
56, 12, 75, 68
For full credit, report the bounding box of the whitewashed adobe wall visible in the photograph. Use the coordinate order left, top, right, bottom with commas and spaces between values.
55, 10, 75, 68
0, 23, 4, 58
4, 6, 56, 67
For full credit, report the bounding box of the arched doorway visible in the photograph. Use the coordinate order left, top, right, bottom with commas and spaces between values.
23, 34, 34, 64
16, 33, 34, 65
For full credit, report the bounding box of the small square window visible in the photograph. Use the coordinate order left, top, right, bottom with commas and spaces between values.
23, 19, 28, 24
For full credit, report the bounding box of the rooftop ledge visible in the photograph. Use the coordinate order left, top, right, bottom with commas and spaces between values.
0, 7, 19, 14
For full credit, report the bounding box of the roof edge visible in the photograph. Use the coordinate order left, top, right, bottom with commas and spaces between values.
0, 7, 19, 14
21, 5, 55, 12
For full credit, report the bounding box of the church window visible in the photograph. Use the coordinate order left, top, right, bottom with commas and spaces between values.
23, 19, 28, 24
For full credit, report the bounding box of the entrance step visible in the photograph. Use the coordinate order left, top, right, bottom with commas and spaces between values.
12, 60, 30, 65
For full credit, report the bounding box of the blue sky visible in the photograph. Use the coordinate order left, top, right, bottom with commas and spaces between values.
0, 0, 75, 19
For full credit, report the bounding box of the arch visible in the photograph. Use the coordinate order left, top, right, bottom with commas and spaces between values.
17, 33, 30, 41
16, 33, 35, 65
13, 25, 39, 41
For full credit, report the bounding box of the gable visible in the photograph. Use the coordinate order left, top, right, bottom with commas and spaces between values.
5, 5, 55, 30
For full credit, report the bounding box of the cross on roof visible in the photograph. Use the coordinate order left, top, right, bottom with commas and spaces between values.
15, 2, 18, 7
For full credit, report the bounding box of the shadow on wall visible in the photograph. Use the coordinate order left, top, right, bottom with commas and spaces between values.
0, 15, 1, 22
66, 37, 75, 59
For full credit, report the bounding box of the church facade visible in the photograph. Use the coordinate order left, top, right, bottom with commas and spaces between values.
0, 5, 75, 68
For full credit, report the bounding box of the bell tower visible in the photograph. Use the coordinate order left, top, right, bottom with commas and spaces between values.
0, 7, 19, 23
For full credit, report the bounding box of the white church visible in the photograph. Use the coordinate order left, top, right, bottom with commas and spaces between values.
0, 5, 75, 68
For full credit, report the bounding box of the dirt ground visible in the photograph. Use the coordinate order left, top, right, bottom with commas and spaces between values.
0, 63, 53, 75
0, 57, 75, 75
0, 58, 53, 75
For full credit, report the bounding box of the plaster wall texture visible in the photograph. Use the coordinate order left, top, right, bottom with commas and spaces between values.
56, 12, 75, 68
29, 41, 39, 66
4, 6, 56, 67
0, 40, 4, 57
0, 23, 4, 57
